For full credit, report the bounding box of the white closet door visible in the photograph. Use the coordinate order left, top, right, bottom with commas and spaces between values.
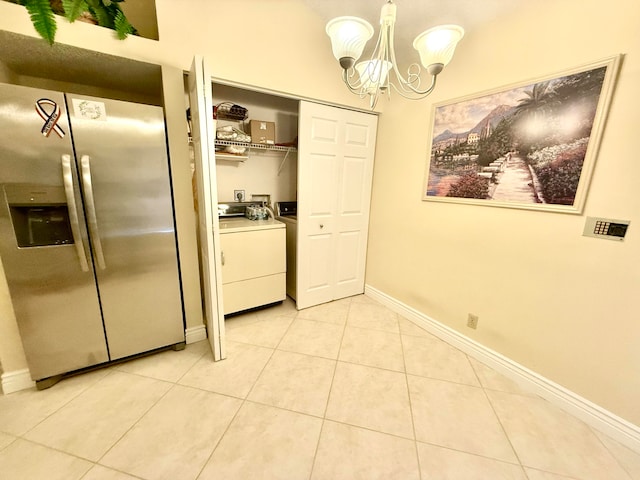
188, 56, 226, 360
297, 101, 378, 309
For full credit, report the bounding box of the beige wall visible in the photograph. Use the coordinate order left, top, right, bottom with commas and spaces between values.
367, 0, 640, 425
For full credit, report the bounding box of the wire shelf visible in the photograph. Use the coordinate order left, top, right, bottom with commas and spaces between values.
215, 139, 297, 153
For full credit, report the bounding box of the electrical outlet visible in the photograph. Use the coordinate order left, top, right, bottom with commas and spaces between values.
234, 190, 245, 202
467, 313, 479, 329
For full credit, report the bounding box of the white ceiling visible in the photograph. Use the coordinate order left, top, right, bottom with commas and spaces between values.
301, 0, 528, 65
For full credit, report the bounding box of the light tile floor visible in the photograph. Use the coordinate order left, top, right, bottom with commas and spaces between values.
1, 294, 639, 480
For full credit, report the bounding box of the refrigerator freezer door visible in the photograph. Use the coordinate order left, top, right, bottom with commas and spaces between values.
0, 83, 109, 380
66, 94, 184, 359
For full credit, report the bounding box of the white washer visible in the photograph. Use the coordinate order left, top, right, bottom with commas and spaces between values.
275, 202, 297, 301
218, 215, 286, 315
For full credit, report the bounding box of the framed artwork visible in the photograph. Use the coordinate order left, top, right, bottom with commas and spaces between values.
423, 55, 621, 213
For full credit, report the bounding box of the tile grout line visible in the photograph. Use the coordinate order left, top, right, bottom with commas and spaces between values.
97, 342, 238, 478
6, 435, 99, 465
93, 342, 217, 469
3, 344, 209, 479
0, 434, 17, 454
412, 437, 529, 468
470, 354, 530, 478
399, 317, 424, 480
587, 424, 636, 480
401, 319, 537, 476
238, 396, 419, 442
400, 326, 535, 467
244, 313, 296, 400
79, 463, 147, 480
192, 398, 243, 480
94, 376, 178, 466
231, 334, 436, 377
193, 308, 298, 480
15, 368, 116, 441
225, 315, 296, 352
308, 298, 352, 480
171, 346, 210, 385
307, 418, 328, 480
318, 301, 350, 420
9, 433, 149, 480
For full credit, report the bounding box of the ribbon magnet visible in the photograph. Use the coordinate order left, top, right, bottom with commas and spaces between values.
35, 98, 66, 138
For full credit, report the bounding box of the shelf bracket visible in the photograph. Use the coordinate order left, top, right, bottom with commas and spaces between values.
277, 148, 292, 176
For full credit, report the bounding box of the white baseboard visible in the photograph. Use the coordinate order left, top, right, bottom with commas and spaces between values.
364, 284, 640, 454
1, 328, 209, 395
185, 325, 207, 344
1, 368, 34, 394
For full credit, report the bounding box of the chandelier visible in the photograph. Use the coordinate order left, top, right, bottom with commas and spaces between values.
325, 0, 464, 109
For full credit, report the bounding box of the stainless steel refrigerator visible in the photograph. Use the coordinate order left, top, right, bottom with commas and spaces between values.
0, 82, 185, 388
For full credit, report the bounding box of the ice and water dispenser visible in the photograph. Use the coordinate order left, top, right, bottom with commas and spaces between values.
5, 185, 74, 248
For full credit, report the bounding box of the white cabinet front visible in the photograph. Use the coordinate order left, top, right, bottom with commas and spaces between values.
220, 227, 286, 314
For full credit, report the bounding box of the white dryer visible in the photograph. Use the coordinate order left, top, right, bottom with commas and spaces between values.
275, 201, 297, 301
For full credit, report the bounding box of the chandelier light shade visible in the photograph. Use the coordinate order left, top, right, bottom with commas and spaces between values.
413, 25, 465, 71
325, 1, 464, 108
326, 17, 374, 69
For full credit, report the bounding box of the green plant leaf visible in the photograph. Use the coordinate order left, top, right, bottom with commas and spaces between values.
113, 8, 133, 39
62, 0, 89, 22
87, 3, 114, 28
22, 0, 57, 45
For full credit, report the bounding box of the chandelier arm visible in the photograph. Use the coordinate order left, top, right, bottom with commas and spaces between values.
381, 23, 392, 86
368, 21, 391, 108
386, 22, 440, 97
387, 21, 414, 89
370, 23, 385, 64
372, 27, 390, 107
365, 21, 388, 105
390, 74, 438, 100
342, 68, 370, 99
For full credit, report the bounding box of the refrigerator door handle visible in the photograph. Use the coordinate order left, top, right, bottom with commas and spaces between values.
61, 155, 90, 272
80, 155, 107, 270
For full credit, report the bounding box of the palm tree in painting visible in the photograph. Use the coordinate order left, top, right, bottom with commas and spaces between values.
513, 81, 557, 151
514, 81, 556, 117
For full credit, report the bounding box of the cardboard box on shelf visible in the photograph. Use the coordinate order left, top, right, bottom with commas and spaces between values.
249, 120, 275, 145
